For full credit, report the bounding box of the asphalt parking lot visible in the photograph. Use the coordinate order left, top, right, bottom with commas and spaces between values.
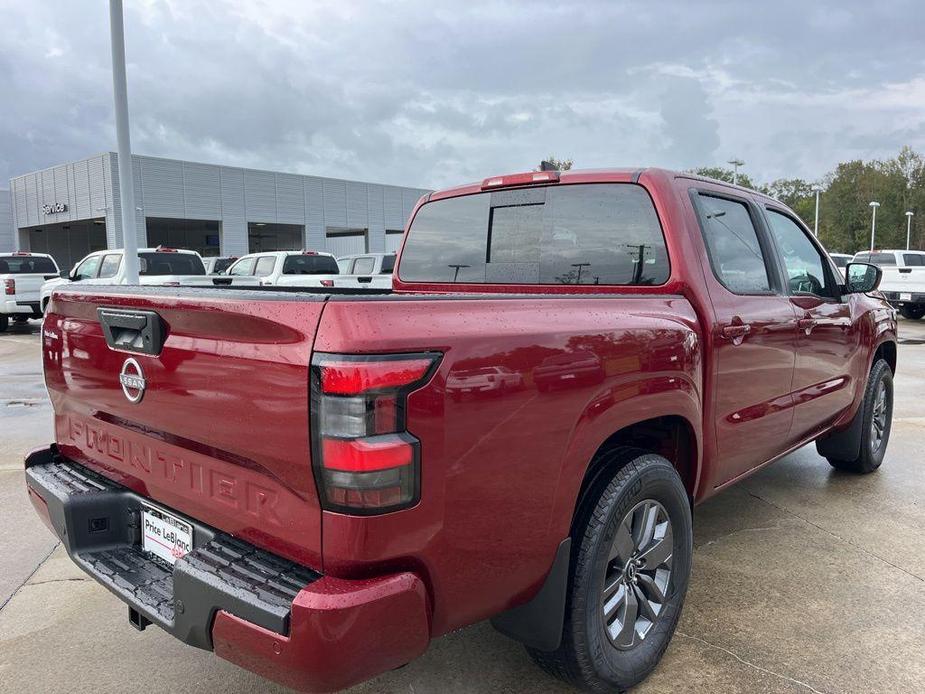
1, 319, 923, 694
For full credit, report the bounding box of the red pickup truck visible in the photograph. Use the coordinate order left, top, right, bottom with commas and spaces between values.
25, 168, 896, 692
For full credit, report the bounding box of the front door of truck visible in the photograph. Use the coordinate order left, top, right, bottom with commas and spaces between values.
763, 207, 862, 440
691, 190, 799, 486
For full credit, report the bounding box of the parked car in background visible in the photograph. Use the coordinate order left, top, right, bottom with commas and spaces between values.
853, 249, 925, 319
0, 252, 59, 331
40, 247, 258, 313
829, 252, 853, 278
446, 365, 523, 399
202, 256, 238, 275
226, 250, 340, 287
333, 252, 396, 288
27, 168, 896, 693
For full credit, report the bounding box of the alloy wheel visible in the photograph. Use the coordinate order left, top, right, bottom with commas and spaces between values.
601, 499, 673, 649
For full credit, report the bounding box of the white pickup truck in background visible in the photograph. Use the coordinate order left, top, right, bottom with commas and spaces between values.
0, 252, 60, 331
853, 249, 925, 319
333, 252, 396, 289
40, 247, 259, 313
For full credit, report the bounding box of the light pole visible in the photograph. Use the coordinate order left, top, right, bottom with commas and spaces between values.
869, 201, 880, 252
906, 211, 915, 250
727, 158, 744, 186
109, 0, 139, 283
812, 185, 822, 237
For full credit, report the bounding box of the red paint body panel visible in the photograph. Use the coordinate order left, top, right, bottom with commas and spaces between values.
34, 167, 897, 691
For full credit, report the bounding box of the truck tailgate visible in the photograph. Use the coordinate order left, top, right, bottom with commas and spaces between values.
43, 286, 325, 568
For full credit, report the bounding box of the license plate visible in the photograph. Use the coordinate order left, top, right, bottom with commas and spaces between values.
142, 504, 193, 565
900, 293, 912, 301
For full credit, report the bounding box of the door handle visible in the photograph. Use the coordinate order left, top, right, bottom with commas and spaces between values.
798, 317, 817, 334
721, 324, 751, 340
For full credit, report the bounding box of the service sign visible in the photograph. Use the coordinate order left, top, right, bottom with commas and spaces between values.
41, 202, 67, 215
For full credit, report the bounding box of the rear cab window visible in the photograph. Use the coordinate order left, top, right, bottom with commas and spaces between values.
398, 183, 669, 285
282, 254, 339, 275
0, 255, 58, 274
854, 252, 897, 266
139, 252, 206, 276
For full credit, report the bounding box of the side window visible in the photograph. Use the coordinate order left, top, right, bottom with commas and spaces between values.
228, 257, 257, 276
695, 195, 772, 294
254, 256, 276, 277
98, 254, 122, 279
380, 254, 396, 274
766, 210, 834, 298
353, 257, 375, 274
73, 255, 102, 281
337, 258, 353, 273
903, 254, 925, 266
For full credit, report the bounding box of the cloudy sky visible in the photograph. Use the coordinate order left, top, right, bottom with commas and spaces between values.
1, 0, 923, 190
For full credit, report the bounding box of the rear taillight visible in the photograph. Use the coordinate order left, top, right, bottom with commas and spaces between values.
320, 279, 334, 287
4, 279, 14, 295
311, 352, 440, 514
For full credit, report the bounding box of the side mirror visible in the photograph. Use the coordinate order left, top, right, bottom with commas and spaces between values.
844, 262, 881, 293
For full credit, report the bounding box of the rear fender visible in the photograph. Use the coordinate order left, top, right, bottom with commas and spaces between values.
548, 375, 702, 555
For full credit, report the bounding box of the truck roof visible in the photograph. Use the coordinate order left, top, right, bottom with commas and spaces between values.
426, 167, 773, 203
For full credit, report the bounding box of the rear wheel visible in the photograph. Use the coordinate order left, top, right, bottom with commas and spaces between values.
13, 316, 29, 324
528, 451, 692, 692
899, 305, 925, 320
0, 315, 8, 332
826, 359, 893, 474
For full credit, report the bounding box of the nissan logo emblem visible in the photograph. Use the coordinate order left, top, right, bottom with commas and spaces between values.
119, 357, 146, 403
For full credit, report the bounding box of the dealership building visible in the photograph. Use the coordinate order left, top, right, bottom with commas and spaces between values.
3, 153, 431, 271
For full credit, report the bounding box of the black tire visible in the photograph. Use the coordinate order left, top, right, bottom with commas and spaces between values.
13, 315, 29, 323
899, 305, 925, 320
826, 359, 893, 473
528, 450, 692, 692
0, 315, 8, 332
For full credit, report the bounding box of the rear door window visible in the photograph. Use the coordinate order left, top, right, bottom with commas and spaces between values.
399, 184, 669, 285
254, 256, 277, 277
380, 254, 396, 274
902, 254, 925, 266
282, 254, 340, 275
694, 195, 772, 294
352, 257, 375, 274
98, 254, 122, 279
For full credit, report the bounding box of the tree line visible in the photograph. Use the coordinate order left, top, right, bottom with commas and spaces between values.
692, 146, 925, 254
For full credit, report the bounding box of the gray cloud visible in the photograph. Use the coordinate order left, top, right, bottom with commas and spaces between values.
1, 0, 923, 189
